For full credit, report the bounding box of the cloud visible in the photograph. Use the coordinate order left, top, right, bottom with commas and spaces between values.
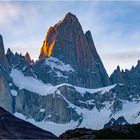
101, 50, 140, 75
0, 2, 19, 25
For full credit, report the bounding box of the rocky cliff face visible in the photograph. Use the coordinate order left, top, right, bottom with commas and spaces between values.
0, 36, 12, 113
24, 52, 32, 64
38, 12, 110, 88
0, 35, 8, 69
0, 73, 12, 112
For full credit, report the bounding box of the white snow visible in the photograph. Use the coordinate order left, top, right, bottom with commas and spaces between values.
40, 109, 45, 112
10, 69, 116, 96
14, 112, 77, 136
11, 68, 140, 136
55, 71, 68, 78
45, 57, 74, 72
9, 83, 12, 86
14, 101, 140, 136
11, 89, 17, 96
10, 69, 54, 95
22, 66, 26, 71
112, 100, 140, 124
73, 84, 116, 95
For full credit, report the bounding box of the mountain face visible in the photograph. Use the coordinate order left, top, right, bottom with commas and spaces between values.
0, 106, 57, 139
24, 52, 32, 64
38, 12, 110, 88
0, 36, 12, 113
0, 35, 8, 69
0, 13, 140, 136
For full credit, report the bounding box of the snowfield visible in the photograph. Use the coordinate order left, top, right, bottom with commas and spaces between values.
10, 68, 116, 96
45, 57, 75, 72
11, 68, 140, 136
14, 101, 140, 136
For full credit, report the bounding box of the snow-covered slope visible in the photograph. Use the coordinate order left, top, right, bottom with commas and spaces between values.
14, 101, 140, 136
10, 68, 140, 136
10, 68, 116, 96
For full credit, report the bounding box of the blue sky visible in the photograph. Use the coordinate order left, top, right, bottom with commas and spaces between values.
0, 1, 140, 75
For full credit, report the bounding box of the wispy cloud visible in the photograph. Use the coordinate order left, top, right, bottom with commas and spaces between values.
0, 2, 19, 25
101, 50, 140, 75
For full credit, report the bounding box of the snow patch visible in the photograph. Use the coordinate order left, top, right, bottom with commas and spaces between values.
14, 101, 140, 136
10, 68, 116, 96
40, 109, 45, 112
55, 71, 68, 78
45, 57, 74, 72
10, 69, 54, 96
9, 83, 12, 86
11, 89, 17, 96
14, 112, 77, 137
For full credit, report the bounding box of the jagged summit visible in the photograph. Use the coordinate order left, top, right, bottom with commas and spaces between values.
63, 12, 79, 23
116, 65, 120, 71
7, 48, 13, 54
38, 13, 110, 88
24, 52, 32, 64
0, 35, 9, 69
136, 60, 140, 67
65, 12, 77, 18
39, 12, 81, 60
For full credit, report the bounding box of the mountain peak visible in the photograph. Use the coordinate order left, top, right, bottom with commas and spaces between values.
0, 34, 4, 50
0, 35, 8, 68
7, 48, 14, 55
24, 52, 32, 64
39, 12, 81, 60
137, 60, 140, 67
63, 12, 78, 21
117, 65, 120, 71
38, 13, 110, 88
65, 12, 75, 17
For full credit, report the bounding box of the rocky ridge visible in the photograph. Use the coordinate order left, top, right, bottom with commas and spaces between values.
0, 13, 140, 136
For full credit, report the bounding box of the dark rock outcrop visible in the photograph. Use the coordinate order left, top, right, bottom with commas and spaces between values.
0, 73, 12, 113
0, 35, 8, 69
0, 36, 12, 113
38, 12, 110, 88
104, 116, 129, 129
24, 52, 32, 64
59, 128, 96, 139
0, 106, 57, 139
59, 123, 140, 139
110, 66, 125, 84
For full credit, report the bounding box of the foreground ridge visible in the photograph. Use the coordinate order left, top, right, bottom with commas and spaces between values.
0, 107, 57, 139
